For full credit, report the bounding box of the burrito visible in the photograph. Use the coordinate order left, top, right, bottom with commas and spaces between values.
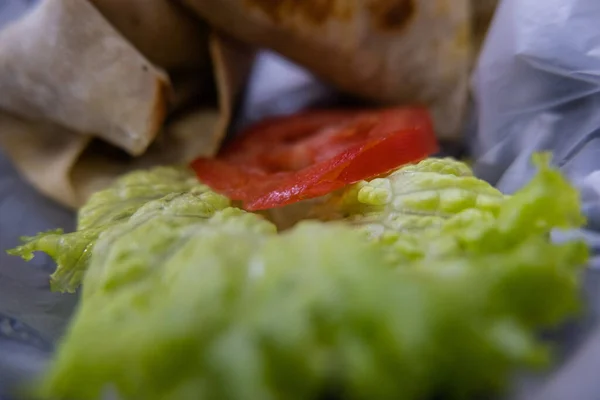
178, 0, 472, 140
0, 0, 254, 208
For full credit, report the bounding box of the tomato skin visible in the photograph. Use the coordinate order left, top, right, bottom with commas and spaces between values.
191, 107, 439, 211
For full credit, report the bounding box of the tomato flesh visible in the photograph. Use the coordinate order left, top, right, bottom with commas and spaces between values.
191, 107, 439, 210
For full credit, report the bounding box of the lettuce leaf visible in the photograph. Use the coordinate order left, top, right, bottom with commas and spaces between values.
322, 154, 585, 263
32, 155, 589, 400
77, 166, 202, 231
7, 167, 229, 293
37, 226, 586, 400
38, 207, 277, 400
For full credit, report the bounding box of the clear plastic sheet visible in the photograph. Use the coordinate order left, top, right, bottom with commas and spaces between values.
0, 149, 77, 394
3, 0, 600, 398
471, 0, 600, 398
472, 0, 600, 225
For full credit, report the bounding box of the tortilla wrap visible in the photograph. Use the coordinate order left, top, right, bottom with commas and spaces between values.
87, 0, 215, 113
0, 0, 171, 156
0, 0, 254, 208
179, 0, 471, 139
70, 33, 255, 204
89, 0, 210, 70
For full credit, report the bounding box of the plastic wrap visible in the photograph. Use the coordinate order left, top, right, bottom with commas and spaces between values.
472, 0, 600, 229
472, 1, 600, 398
0, 150, 77, 393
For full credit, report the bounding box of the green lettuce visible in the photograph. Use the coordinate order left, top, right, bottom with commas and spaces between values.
7, 166, 225, 293
322, 154, 584, 263
38, 207, 278, 400
27, 155, 589, 400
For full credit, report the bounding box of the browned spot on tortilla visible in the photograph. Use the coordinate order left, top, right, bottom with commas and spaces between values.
435, 0, 450, 16
244, 0, 351, 25
367, 0, 416, 31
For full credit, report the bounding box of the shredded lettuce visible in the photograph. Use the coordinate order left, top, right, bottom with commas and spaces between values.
10, 155, 589, 400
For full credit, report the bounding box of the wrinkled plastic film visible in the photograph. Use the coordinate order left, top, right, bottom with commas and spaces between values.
472, 1, 600, 398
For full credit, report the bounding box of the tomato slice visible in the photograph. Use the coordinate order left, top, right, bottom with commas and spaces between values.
191, 107, 439, 210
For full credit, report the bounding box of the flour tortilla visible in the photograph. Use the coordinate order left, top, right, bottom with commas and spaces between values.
0, 0, 171, 156
89, 0, 210, 70
179, 0, 471, 140
87, 0, 216, 113
70, 33, 256, 204
0, 0, 254, 208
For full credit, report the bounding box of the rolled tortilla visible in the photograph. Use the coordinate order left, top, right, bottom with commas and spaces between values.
0, 114, 91, 208
179, 0, 472, 139
0, 0, 170, 156
70, 33, 256, 204
0, 34, 255, 208
88, 0, 215, 113
89, 0, 211, 70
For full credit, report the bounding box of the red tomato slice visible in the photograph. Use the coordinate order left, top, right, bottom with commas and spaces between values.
191, 107, 439, 211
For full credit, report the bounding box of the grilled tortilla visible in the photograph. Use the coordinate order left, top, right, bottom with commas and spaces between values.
179, 0, 472, 140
